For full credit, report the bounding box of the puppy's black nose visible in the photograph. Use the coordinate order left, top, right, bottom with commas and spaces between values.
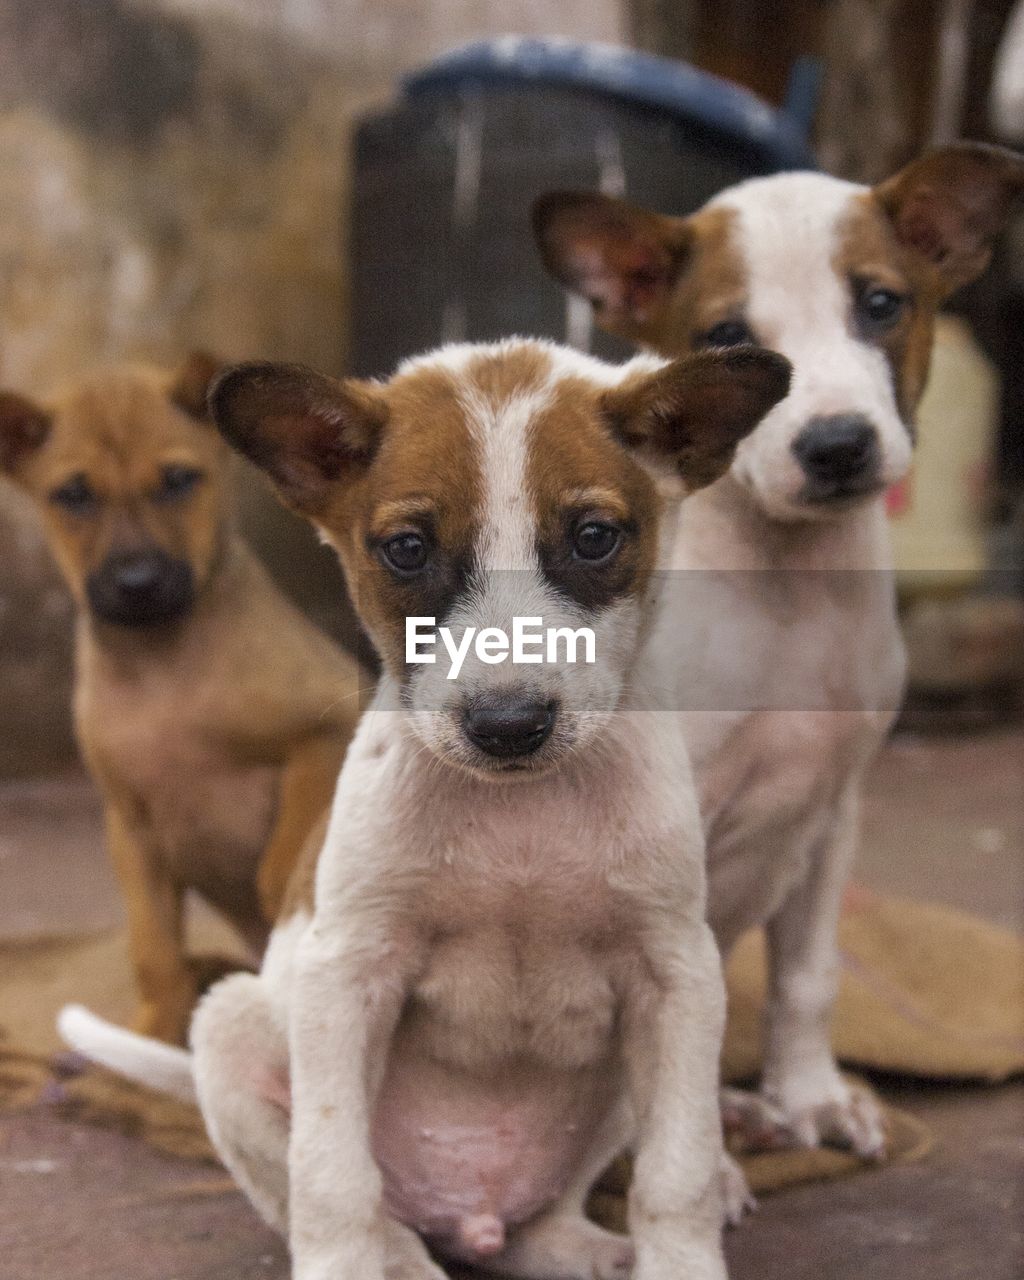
792, 414, 879, 489
87, 549, 195, 626
111, 552, 167, 597
464, 693, 557, 759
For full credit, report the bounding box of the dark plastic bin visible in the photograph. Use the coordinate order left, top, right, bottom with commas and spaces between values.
349, 38, 817, 375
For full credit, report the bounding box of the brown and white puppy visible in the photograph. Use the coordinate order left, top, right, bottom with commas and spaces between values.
534, 143, 1024, 1158
61, 339, 790, 1280
0, 356, 362, 1043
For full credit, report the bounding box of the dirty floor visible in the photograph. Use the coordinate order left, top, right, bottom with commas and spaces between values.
1, 729, 1022, 1280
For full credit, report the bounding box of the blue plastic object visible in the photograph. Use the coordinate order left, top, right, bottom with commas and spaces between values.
404, 37, 817, 172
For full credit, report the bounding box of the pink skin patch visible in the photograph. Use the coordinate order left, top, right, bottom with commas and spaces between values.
251, 1055, 604, 1261
255, 1068, 291, 1113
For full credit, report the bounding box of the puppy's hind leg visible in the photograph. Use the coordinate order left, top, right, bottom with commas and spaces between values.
190, 973, 291, 1233
478, 1098, 636, 1280
191, 973, 448, 1280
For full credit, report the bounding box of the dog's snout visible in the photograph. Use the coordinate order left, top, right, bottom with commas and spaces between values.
463, 692, 557, 759
87, 549, 195, 627
792, 415, 880, 492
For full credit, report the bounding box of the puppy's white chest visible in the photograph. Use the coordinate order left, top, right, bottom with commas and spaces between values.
411, 912, 622, 1073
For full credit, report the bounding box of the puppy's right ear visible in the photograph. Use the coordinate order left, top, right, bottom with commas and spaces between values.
874, 143, 1024, 294
209, 362, 386, 515
532, 191, 690, 340
0, 392, 50, 477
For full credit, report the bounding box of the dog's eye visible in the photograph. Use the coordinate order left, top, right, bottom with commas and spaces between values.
157, 464, 203, 500
381, 532, 429, 575
700, 319, 756, 349
50, 475, 97, 515
857, 287, 906, 333
573, 521, 622, 563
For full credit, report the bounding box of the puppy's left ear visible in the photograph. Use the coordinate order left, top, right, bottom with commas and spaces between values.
874, 143, 1024, 294
604, 348, 791, 491
169, 350, 224, 421
0, 391, 50, 477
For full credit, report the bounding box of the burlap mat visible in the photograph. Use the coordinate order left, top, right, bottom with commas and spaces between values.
3, 886, 1021, 1201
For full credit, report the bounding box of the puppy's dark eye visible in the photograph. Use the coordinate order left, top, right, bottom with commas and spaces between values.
700, 319, 756, 349
50, 475, 97, 515
857, 287, 906, 333
381, 531, 429, 575
573, 521, 622, 563
157, 464, 203, 501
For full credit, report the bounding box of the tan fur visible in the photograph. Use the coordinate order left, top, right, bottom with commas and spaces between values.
0, 357, 362, 1043
636, 207, 748, 352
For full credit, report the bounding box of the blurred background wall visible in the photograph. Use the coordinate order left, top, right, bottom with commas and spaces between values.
1, 0, 1021, 772
0, 0, 625, 772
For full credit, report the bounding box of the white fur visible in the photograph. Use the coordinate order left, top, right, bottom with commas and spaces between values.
711, 173, 913, 522
659, 171, 913, 1154
400, 343, 672, 778
63, 342, 738, 1280
58, 1004, 196, 1103
398, 337, 666, 388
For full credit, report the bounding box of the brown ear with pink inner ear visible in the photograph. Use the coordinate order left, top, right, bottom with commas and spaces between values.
603, 347, 792, 492
208, 362, 387, 515
532, 190, 690, 339
0, 391, 50, 477
874, 142, 1024, 296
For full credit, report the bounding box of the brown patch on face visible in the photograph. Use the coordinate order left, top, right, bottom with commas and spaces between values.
651, 205, 750, 355
834, 193, 947, 421
533, 190, 748, 355
461, 343, 554, 408
315, 363, 485, 674
10, 368, 231, 608
526, 378, 662, 611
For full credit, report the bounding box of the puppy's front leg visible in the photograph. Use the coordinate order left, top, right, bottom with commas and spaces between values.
762, 783, 884, 1157
288, 923, 436, 1280
104, 803, 192, 1042
624, 919, 728, 1280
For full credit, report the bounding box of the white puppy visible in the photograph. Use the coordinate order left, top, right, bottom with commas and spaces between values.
534, 143, 1024, 1156
62, 339, 789, 1280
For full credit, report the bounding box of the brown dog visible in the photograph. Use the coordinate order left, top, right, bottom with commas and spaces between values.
0, 354, 362, 1043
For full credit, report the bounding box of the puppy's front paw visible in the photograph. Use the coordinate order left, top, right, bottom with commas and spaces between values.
723, 1076, 885, 1159
780, 1077, 886, 1159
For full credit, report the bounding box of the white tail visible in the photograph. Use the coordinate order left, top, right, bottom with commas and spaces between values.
57, 1004, 197, 1105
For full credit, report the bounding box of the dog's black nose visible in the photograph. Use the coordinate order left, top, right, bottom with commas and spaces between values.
87, 549, 195, 627
111, 552, 167, 597
792, 415, 879, 490
464, 693, 557, 759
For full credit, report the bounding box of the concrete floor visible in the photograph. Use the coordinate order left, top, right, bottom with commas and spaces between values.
1, 729, 1022, 1280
